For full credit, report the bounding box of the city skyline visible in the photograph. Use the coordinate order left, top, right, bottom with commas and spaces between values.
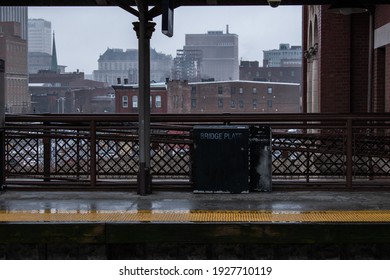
28, 6, 302, 74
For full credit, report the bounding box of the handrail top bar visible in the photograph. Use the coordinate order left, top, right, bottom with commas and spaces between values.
5, 113, 390, 124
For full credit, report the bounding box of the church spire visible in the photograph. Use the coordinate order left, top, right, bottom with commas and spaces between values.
50, 31, 58, 73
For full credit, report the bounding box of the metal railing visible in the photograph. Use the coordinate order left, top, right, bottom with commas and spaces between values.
3, 113, 390, 190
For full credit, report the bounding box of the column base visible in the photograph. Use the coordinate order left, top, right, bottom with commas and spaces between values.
138, 163, 152, 195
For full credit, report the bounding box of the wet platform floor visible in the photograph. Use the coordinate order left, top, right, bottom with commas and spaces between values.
1, 190, 390, 223
2, 190, 390, 259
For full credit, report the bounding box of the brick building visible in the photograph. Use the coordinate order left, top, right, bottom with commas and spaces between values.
29, 70, 114, 113
303, 5, 390, 113
113, 83, 168, 114
239, 60, 302, 83
0, 22, 30, 113
168, 80, 301, 114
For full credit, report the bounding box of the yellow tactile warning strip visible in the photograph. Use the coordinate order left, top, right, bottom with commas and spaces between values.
1, 210, 390, 223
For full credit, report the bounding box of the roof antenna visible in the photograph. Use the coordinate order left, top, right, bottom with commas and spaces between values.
226, 24, 229, 34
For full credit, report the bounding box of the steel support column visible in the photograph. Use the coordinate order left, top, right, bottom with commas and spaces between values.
133, 2, 156, 195
0, 59, 5, 189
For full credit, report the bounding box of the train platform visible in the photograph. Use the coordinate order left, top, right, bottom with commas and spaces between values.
1, 190, 390, 259
2, 190, 390, 221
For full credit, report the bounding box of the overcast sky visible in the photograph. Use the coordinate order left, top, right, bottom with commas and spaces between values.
28, 6, 302, 74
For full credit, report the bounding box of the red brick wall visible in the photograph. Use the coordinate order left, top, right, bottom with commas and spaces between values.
304, 6, 371, 113
386, 46, 390, 112
373, 5, 390, 113
318, 7, 351, 113
167, 80, 191, 114
373, 48, 386, 112
375, 5, 390, 28
350, 13, 370, 112
114, 87, 167, 114
175, 81, 300, 114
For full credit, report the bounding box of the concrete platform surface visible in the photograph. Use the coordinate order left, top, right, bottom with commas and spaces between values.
1, 190, 390, 212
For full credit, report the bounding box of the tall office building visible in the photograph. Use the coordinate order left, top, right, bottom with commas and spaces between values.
178, 28, 239, 81
0, 6, 30, 113
0, 7, 28, 40
28, 18, 52, 54
0, 22, 30, 113
28, 18, 52, 73
263, 43, 302, 67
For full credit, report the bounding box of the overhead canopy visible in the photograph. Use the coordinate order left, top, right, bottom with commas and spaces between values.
2, 0, 389, 6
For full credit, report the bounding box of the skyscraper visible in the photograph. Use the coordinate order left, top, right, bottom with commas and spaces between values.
0, 22, 30, 113
0, 7, 30, 113
178, 28, 239, 81
28, 18, 52, 54
0, 7, 27, 40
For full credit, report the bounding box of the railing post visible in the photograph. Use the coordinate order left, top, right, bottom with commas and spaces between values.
346, 119, 353, 189
0, 59, 5, 189
76, 130, 80, 180
43, 121, 51, 182
90, 121, 97, 188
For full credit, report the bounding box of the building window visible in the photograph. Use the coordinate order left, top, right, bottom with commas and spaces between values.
231, 87, 236, 95
218, 87, 223, 94
132, 95, 138, 108
155, 95, 161, 108
230, 100, 236, 108
252, 87, 257, 94
150, 96, 153, 108
267, 100, 273, 108
191, 98, 196, 108
267, 87, 273, 94
291, 71, 295, 77
252, 99, 257, 109
218, 98, 223, 108
191, 86, 196, 94
239, 87, 243, 94
122, 96, 129, 108
239, 100, 244, 108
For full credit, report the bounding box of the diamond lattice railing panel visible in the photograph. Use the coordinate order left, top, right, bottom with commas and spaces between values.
353, 128, 390, 177
272, 130, 345, 177
5, 119, 390, 186
6, 134, 42, 174
97, 139, 139, 175
52, 130, 91, 176
151, 142, 190, 176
